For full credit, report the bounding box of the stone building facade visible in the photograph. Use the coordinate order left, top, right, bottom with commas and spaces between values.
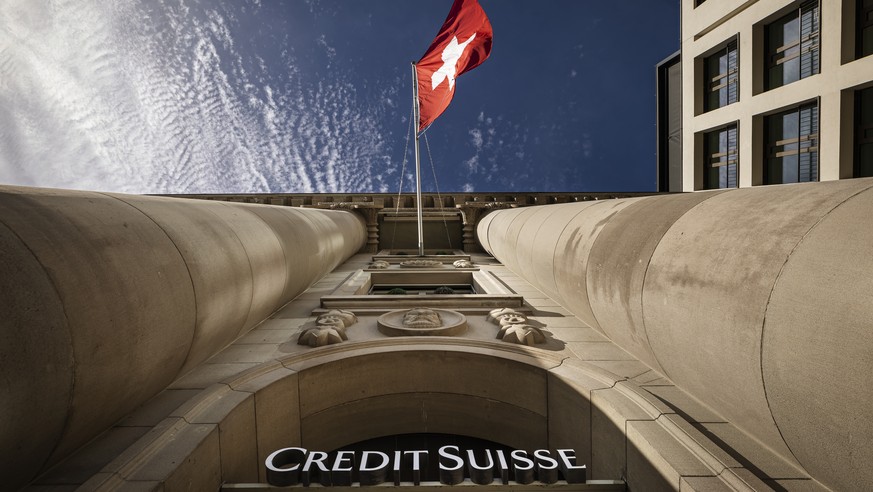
3, 177, 873, 491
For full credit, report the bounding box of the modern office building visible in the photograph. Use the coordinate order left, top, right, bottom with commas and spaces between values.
658, 0, 873, 191
3, 1, 873, 491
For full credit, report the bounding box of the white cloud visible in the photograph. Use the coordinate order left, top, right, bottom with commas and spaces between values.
316, 34, 336, 60
469, 128, 483, 150
0, 0, 393, 194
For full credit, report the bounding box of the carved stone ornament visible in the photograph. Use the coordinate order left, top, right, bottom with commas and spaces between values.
399, 259, 441, 268
370, 260, 390, 269
378, 308, 467, 337
298, 309, 358, 347
487, 307, 545, 345
486, 307, 528, 326
497, 324, 546, 346
452, 259, 474, 268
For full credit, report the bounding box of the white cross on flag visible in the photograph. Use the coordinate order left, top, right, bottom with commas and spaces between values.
415, 0, 493, 133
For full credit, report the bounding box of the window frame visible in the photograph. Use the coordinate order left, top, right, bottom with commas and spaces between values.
764, 0, 820, 91
855, 86, 873, 177
764, 101, 820, 184
857, 0, 873, 59
703, 123, 739, 189
703, 38, 739, 112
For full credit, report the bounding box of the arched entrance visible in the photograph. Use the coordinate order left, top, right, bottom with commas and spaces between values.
107, 339, 634, 489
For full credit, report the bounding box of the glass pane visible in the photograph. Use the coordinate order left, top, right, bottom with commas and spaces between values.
862, 87, 873, 124
767, 157, 784, 184
704, 131, 719, 189
727, 44, 739, 104
719, 53, 729, 107
783, 110, 799, 142
727, 162, 738, 188
782, 155, 799, 183
767, 12, 800, 89
857, 88, 873, 177
799, 104, 818, 182
784, 15, 800, 47
766, 108, 804, 184
863, 26, 873, 58
704, 126, 738, 189
705, 53, 721, 111
860, 144, 873, 177
799, 2, 820, 78
782, 56, 800, 86
768, 65, 784, 90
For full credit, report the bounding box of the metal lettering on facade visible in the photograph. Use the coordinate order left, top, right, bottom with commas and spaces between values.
265, 446, 586, 486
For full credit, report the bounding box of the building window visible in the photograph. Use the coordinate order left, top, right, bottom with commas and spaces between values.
859, 0, 873, 59
703, 124, 738, 189
765, 1, 820, 91
765, 102, 819, 184
695, 0, 707, 6
856, 87, 873, 177
704, 39, 739, 112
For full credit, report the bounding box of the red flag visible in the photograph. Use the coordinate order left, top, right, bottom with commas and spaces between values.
415, 0, 492, 133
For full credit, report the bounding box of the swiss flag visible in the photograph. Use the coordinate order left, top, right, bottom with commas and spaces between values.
415, 0, 493, 133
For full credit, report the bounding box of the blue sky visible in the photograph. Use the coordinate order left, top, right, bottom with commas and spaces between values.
0, 0, 679, 194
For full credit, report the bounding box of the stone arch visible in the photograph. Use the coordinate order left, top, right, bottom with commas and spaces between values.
99, 339, 649, 488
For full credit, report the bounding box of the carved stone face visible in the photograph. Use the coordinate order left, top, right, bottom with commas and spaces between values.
402, 308, 442, 328
487, 308, 527, 326
316, 309, 357, 329
316, 316, 346, 330
496, 312, 528, 326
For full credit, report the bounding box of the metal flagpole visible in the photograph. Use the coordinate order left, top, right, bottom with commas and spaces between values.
411, 62, 425, 257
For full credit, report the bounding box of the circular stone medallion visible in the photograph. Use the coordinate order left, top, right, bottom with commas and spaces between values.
377, 308, 467, 337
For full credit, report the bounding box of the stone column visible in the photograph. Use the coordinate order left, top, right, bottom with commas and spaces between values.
0, 186, 367, 490
457, 202, 515, 253
477, 178, 873, 492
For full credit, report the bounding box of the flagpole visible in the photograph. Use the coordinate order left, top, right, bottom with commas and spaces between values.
411, 62, 425, 257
